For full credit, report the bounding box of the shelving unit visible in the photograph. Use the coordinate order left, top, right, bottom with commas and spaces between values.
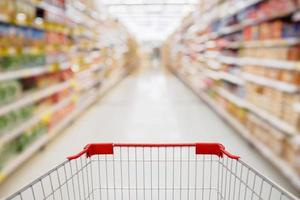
0, 0, 139, 184
177, 72, 300, 190
218, 88, 248, 108
0, 80, 72, 117
0, 66, 124, 182
164, 0, 300, 191
0, 61, 70, 82
242, 73, 299, 93
0, 95, 73, 148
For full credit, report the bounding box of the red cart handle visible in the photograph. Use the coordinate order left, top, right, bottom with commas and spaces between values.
67, 143, 240, 160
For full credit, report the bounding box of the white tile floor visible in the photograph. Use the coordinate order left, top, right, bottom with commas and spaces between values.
0, 68, 298, 197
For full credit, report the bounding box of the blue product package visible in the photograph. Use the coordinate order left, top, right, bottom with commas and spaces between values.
293, 22, 300, 38
282, 23, 300, 38
0, 23, 8, 36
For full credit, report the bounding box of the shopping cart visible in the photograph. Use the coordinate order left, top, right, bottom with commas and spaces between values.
6, 143, 298, 200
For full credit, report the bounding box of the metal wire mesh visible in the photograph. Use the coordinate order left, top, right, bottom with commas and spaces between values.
7, 146, 296, 200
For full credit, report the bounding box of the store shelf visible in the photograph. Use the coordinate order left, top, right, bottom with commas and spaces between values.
217, 55, 300, 71
219, 38, 300, 49
217, 55, 241, 65
0, 93, 95, 183
0, 96, 73, 148
79, 79, 101, 91
0, 81, 110, 183
176, 72, 300, 191
242, 38, 300, 48
0, 0, 135, 189
202, 68, 244, 85
241, 58, 300, 70
202, 69, 221, 80
76, 64, 104, 79
222, 0, 263, 19
218, 88, 248, 108
0, 65, 126, 184
219, 72, 244, 85
246, 100, 297, 136
0, 80, 72, 117
217, 76, 297, 136
0, 61, 71, 82
198, 8, 297, 44
242, 72, 299, 93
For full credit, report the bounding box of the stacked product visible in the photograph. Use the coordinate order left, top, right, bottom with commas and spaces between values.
164, 0, 300, 190
0, 0, 138, 183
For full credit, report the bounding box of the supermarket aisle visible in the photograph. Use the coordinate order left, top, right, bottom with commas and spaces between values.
0, 67, 297, 197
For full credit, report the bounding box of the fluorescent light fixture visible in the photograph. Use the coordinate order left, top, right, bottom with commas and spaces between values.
95, 0, 197, 42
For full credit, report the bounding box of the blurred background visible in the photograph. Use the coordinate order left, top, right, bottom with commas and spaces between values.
0, 0, 300, 198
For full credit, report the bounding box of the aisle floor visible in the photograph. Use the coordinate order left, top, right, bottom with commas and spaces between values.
0, 67, 297, 197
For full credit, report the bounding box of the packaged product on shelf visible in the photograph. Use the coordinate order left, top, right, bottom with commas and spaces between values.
280, 70, 300, 84
0, 80, 22, 105
18, 105, 34, 121
240, 45, 300, 61
48, 102, 74, 128
0, 141, 17, 170
15, 122, 47, 153
53, 88, 71, 101
21, 69, 71, 90
0, 109, 40, 168
283, 136, 300, 174
282, 22, 300, 38
0, 105, 34, 136
246, 83, 284, 117
0, 115, 9, 135
281, 94, 300, 127
217, 93, 248, 124
36, 88, 71, 114
0, 24, 46, 70
14, 1, 35, 26
287, 45, 300, 60
0, 0, 14, 22
265, 68, 281, 80
246, 113, 284, 155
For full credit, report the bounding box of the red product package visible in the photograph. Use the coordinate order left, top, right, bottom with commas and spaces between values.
243, 26, 252, 41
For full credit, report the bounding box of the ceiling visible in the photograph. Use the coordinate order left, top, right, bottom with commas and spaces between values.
95, 0, 198, 43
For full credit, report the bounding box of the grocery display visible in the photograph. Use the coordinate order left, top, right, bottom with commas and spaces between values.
2, 0, 300, 198
5, 143, 299, 200
163, 0, 300, 191
0, 0, 139, 184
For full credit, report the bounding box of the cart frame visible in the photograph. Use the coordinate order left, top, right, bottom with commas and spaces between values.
6, 143, 299, 200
